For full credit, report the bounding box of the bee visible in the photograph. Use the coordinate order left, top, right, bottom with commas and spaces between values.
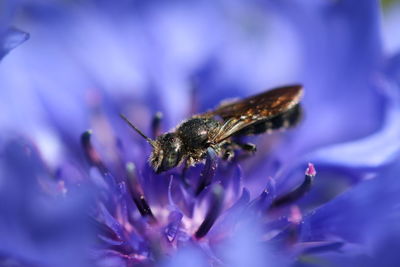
121, 85, 303, 173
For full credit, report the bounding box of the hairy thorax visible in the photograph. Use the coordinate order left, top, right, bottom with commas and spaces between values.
177, 118, 221, 152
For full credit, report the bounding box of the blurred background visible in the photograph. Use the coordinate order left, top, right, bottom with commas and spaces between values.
1, 0, 398, 154
1, 0, 400, 266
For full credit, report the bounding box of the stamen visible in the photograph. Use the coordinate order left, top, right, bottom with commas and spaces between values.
126, 162, 155, 220
89, 217, 123, 245
180, 164, 191, 188
298, 241, 344, 254
270, 207, 303, 246
195, 148, 218, 196
139, 195, 155, 218
81, 130, 113, 186
165, 211, 183, 242
151, 112, 163, 138
81, 130, 104, 170
305, 163, 316, 177
195, 184, 224, 239
249, 177, 275, 212
270, 163, 316, 209
288, 206, 302, 224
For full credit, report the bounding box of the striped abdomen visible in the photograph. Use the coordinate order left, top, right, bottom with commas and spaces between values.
235, 104, 302, 136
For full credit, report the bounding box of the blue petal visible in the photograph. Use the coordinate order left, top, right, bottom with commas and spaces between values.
0, 27, 29, 60
216, 216, 288, 267
303, 53, 400, 169
304, 97, 400, 168
273, 0, 385, 149
161, 246, 208, 267
0, 138, 95, 266
301, 160, 400, 247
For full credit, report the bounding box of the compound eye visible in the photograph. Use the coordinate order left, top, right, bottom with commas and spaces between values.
166, 151, 178, 167
155, 133, 182, 173
162, 148, 182, 170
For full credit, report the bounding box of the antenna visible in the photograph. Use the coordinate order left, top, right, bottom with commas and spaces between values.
120, 114, 155, 147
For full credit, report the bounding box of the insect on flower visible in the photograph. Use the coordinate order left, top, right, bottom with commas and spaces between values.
121, 85, 303, 173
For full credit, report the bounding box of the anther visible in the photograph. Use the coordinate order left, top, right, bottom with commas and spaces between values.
81, 130, 108, 175
126, 162, 155, 220
195, 184, 224, 239
151, 112, 163, 138
270, 163, 316, 209
195, 148, 218, 196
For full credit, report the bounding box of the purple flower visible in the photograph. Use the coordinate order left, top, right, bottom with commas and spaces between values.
1, 1, 400, 266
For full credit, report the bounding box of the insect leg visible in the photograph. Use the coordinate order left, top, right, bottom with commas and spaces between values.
236, 142, 257, 152
219, 141, 235, 161
228, 139, 257, 154
222, 149, 235, 161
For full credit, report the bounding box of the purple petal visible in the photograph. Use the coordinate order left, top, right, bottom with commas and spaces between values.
0, 138, 95, 267
161, 246, 208, 267
164, 211, 183, 243
301, 161, 400, 246
275, 0, 384, 149
0, 27, 29, 60
195, 147, 218, 196
195, 184, 224, 239
217, 217, 288, 267
304, 95, 400, 169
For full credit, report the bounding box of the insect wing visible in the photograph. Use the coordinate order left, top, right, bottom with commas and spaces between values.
203, 85, 303, 142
